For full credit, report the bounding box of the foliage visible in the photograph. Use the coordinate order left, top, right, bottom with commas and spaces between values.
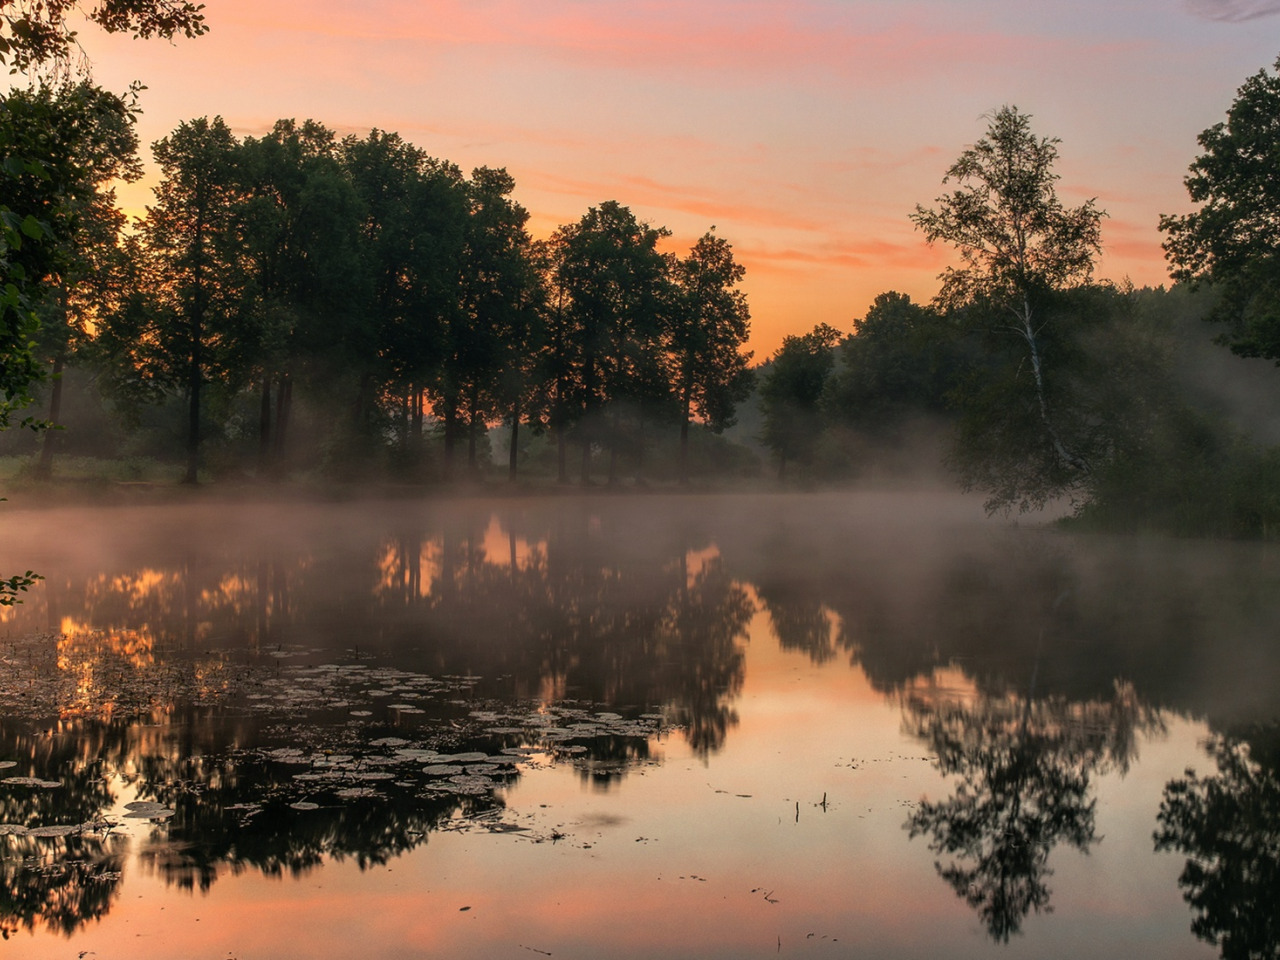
758, 323, 841, 479
669, 229, 754, 482
1161, 55, 1280, 365
912, 106, 1106, 511
0, 0, 206, 72
546, 200, 672, 483
824, 290, 960, 429
115, 116, 245, 483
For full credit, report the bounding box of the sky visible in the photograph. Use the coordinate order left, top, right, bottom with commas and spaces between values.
68, 0, 1280, 355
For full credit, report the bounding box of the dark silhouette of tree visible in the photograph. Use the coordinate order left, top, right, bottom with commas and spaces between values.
825, 291, 959, 429
1155, 723, 1280, 960
1, 0, 207, 436
24, 82, 141, 481
0, 0, 206, 72
340, 131, 466, 468
547, 201, 671, 484
236, 119, 363, 473
127, 116, 247, 484
669, 229, 754, 484
758, 323, 841, 479
447, 166, 539, 478
1161, 55, 1280, 367
912, 106, 1106, 512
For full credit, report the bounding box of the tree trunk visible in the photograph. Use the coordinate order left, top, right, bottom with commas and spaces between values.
275, 375, 292, 461
678, 391, 692, 486
557, 423, 568, 484
258, 376, 272, 474
34, 350, 65, 480
443, 400, 458, 481
183, 330, 202, 485
1018, 297, 1089, 475
467, 385, 479, 475
508, 403, 520, 482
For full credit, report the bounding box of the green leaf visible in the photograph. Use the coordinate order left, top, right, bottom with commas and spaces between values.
19, 215, 45, 239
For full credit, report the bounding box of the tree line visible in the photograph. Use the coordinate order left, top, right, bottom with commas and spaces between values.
4, 3, 1280, 537
8, 102, 755, 486
753, 67, 1280, 538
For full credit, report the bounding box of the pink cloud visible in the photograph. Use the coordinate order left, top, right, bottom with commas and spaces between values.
214, 0, 1096, 85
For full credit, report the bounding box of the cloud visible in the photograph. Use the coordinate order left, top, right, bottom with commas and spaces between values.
1186, 0, 1280, 21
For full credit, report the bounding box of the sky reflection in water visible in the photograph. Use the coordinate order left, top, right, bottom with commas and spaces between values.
0, 492, 1276, 959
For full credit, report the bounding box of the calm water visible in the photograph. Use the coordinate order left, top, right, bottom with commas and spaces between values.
0, 492, 1276, 959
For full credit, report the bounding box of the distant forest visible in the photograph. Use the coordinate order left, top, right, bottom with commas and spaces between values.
4, 6, 1280, 538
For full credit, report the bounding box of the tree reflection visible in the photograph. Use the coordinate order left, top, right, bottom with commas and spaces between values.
904, 681, 1158, 942
0, 720, 129, 939
0, 835, 125, 941
1155, 722, 1280, 960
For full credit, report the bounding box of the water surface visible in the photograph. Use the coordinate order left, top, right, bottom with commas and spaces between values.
0, 492, 1276, 959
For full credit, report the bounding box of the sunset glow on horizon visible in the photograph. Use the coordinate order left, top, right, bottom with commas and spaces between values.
65, 0, 1280, 355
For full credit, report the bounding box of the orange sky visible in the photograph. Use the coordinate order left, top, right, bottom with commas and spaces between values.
65, 0, 1280, 355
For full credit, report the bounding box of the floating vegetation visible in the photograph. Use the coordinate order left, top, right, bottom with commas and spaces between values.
2, 777, 62, 789
123, 801, 175, 820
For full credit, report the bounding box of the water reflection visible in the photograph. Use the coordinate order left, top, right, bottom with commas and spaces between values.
1156, 722, 1280, 959
1, 496, 1279, 953
903, 678, 1161, 942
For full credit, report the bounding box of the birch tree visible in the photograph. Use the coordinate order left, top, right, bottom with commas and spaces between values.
911, 106, 1105, 511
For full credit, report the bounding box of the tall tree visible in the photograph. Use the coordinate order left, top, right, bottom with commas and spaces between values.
22, 82, 142, 479
669, 229, 754, 484
342, 131, 466, 469
758, 323, 841, 479
237, 119, 363, 471
548, 201, 671, 484
132, 116, 246, 483
455, 167, 542, 480
1161, 55, 1280, 365
911, 106, 1106, 511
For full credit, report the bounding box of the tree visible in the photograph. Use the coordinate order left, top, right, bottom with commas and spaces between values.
341, 131, 466, 472
0, 0, 206, 73
825, 290, 959, 429
1161, 55, 1280, 364
129, 116, 246, 483
669, 229, 754, 484
236, 119, 363, 472
455, 167, 542, 481
548, 201, 671, 484
758, 323, 841, 479
911, 106, 1106, 511
21, 82, 142, 479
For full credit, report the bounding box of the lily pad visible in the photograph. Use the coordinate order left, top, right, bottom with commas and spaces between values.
123, 801, 175, 820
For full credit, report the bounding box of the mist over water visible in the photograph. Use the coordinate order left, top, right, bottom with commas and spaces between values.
0, 491, 1276, 958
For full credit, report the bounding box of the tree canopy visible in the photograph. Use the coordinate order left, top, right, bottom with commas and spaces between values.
912, 106, 1107, 512
1161, 54, 1280, 364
